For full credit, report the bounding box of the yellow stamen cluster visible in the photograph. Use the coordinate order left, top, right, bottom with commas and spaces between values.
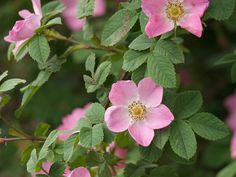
166, 1, 184, 22
128, 101, 147, 121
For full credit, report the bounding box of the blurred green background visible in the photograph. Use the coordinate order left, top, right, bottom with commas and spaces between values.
0, 0, 236, 176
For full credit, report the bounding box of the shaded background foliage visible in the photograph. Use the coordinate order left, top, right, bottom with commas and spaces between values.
0, 0, 235, 176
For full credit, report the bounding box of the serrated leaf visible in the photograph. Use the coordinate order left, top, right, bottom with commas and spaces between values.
87, 151, 104, 167
131, 64, 147, 84
153, 128, 170, 150
139, 12, 148, 33
129, 34, 155, 51
15, 39, 31, 61
27, 149, 40, 173
170, 120, 197, 159
98, 162, 112, 177
101, 9, 138, 46
85, 103, 105, 124
154, 40, 184, 64
0, 79, 26, 92
124, 164, 145, 177
64, 133, 80, 162
77, 0, 95, 18
147, 54, 176, 88
122, 50, 150, 72
39, 130, 59, 160
173, 91, 203, 119
29, 35, 50, 64
208, 0, 235, 20
95, 61, 112, 85
80, 124, 104, 148
189, 112, 229, 140
85, 52, 96, 74
34, 122, 50, 137
139, 143, 162, 162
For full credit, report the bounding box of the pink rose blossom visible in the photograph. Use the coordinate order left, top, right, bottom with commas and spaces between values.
141, 0, 209, 38
231, 133, 236, 159
67, 167, 91, 177
105, 77, 174, 147
57, 105, 90, 140
4, 0, 42, 55
61, 0, 106, 31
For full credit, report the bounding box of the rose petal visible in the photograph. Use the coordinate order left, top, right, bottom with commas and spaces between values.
138, 77, 163, 107
68, 167, 91, 177
128, 121, 154, 147
231, 133, 236, 159
109, 80, 138, 106
19, 10, 32, 19
179, 14, 203, 37
183, 0, 209, 17
32, 0, 42, 17
145, 15, 174, 38
145, 104, 174, 129
141, 0, 166, 17
105, 106, 130, 133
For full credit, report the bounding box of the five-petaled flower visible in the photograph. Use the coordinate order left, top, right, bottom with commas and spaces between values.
141, 0, 209, 38
105, 77, 174, 147
4, 0, 42, 55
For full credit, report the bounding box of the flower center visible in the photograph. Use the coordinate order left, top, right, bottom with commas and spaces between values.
128, 101, 147, 121
166, 1, 184, 22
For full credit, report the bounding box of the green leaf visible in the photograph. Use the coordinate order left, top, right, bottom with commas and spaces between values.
170, 120, 197, 159
98, 162, 112, 177
124, 164, 145, 177
131, 64, 146, 84
27, 149, 40, 173
76, 118, 92, 130
215, 54, 236, 65
208, 0, 235, 20
49, 161, 66, 177
34, 123, 50, 137
216, 162, 236, 177
154, 40, 184, 64
149, 166, 179, 177
85, 52, 96, 74
0, 95, 11, 110
39, 130, 59, 160
173, 91, 203, 119
63, 133, 80, 162
147, 54, 176, 88
129, 34, 155, 51
231, 62, 236, 83
80, 124, 104, 148
139, 12, 148, 34
85, 103, 105, 124
102, 125, 115, 143
139, 143, 162, 162
29, 35, 50, 64
42, 1, 64, 15
15, 39, 31, 61
21, 145, 34, 165
95, 61, 112, 85
122, 50, 150, 72
7, 43, 15, 61
77, 0, 95, 18
86, 151, 104, 167
0, 71, 8, 82
189, 112, 229, 140
0, 79, 26, 92
153, 128, 170, 150
101, 9, 138, 46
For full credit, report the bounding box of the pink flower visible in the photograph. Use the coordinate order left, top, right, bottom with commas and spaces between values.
67, 167, 91, 177
57, 105, 90, 140
61, 0, 106, 31
231, 133, 236, 159
4, 0, 42, 55
105, 77, 174, 147
141, 0, 209, 38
